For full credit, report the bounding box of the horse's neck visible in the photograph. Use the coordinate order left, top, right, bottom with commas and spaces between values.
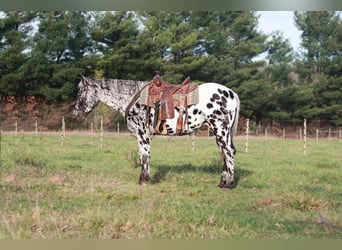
96, 79, 146, 116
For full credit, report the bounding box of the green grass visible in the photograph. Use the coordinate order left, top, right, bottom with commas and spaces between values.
0, 134, 341, 239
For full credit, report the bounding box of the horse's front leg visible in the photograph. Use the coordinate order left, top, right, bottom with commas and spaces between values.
137, 128, 152, 184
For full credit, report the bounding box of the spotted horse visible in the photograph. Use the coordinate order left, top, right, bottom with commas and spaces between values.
73, 75, 240, 188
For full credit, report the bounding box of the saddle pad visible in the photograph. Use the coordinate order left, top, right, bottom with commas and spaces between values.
140, 84, 199, 107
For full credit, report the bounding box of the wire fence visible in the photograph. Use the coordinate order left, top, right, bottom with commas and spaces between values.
242, 118, 341, 155
1, 117, 341, 156
3, 116, 342, 139
244, 123, 342, 141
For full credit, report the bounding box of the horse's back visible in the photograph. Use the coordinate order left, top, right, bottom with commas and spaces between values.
198, 82, 239, 108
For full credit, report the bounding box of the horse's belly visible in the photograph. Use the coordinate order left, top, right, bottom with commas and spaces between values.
164, 104, 206, 135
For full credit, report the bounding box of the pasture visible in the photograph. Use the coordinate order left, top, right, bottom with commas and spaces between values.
0, 133, 341, 239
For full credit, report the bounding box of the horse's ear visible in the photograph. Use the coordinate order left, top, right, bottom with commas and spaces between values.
80, 75, 88, 85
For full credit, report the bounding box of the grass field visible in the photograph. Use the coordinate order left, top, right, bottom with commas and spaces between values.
0, 133, 341, 239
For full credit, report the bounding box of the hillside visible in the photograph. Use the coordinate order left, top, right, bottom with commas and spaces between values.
0, 96, 120, 132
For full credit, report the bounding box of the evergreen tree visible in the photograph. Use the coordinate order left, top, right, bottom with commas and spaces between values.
229, 12, 267, 70
138, 11, 208, 83
30, 11, 92, 100
0, 11, 36, 95
189, 11, 267, 83
189, 11, 240, 83
264, 31, 295, 120
294, 11, 342, 125
294, 11, 341, 77
266, 31, 293, 67
265, 31, 294, 89
91, 11, 151, 80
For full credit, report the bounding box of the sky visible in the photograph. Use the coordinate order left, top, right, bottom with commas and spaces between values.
256, 11, 302, 58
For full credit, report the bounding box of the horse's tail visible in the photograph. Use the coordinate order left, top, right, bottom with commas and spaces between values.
232, 93, 240, 136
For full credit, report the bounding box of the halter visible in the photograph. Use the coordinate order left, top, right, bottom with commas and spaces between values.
77, 76, 90, 120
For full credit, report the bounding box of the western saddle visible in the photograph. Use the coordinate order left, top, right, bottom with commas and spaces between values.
148, 75, 198, 135
126, 74, 198, 135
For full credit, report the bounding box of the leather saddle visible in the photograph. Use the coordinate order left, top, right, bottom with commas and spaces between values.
147, 75, 198, 135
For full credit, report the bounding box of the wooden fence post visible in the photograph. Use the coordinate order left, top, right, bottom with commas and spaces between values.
61, 116, 65, 146
0, 123, 1, 163
100, 117, 103, 149
299, 128, 302, 141
245, 118, 249, 153
339, 130, 341, 143
117, 122, 120, 136
191, 133, 195, 152
316, 128, 319, 142
328, 128, 331, 141
90, 122, 93, 137
63, 116, 66, 137
15, 118, 18, 136
303, 119, 307, 155
35, 118, 38, 136
265, 128, 267, 140
282, 128, 285, 140
0, 119, 2, 161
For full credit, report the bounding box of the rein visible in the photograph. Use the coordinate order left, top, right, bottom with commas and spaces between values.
78, 77, 90, 120
124, 81, 151, 119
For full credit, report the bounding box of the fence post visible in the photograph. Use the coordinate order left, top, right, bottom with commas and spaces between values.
90, 122, 93, 137
62, 116, 65, 140
35, 118, 38, 136
339, 130, 341, 143
15, 118, 18, 136
191, 133, 195, 152
328, 128, 331, 141
100, 117, 103, 149
61, 116, 65, 146
117, 122, 120, 136
282, 128, 285, 140
316, 128, 319, 142
303, 119, 307, 155
0, 114, 2, 163
0, 122, 1, 164
265, 128, 267, 140
245, 118, 249, 153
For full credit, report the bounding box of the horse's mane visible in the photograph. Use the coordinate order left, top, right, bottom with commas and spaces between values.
85, 77, 148, 95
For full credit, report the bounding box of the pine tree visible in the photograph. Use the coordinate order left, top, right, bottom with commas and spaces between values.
138, 11, 208, 83
294, 11, 340, 77
294, 11, 342, 125
229, 12, 267, 70
0, 11, 36, 96
91, 11, 150, 80
30, 11, 91, 100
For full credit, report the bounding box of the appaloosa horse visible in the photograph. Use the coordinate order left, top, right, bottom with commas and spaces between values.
73, 75, 240, 188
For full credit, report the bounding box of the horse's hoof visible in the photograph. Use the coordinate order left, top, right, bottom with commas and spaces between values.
139, 172, 151, 184
218, 180, 235, 189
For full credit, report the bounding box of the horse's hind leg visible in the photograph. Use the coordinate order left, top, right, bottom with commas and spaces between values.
213, 125, 236, 188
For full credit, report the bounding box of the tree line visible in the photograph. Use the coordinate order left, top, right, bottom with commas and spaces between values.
0, 11, 341, 125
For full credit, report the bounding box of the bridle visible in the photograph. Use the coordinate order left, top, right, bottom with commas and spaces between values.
76, 77, 90, 121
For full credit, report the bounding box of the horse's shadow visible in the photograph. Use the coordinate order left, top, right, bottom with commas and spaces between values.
150, 162, 252, 189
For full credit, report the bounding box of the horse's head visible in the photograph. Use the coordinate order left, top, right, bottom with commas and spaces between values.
73, 75, 99, 122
